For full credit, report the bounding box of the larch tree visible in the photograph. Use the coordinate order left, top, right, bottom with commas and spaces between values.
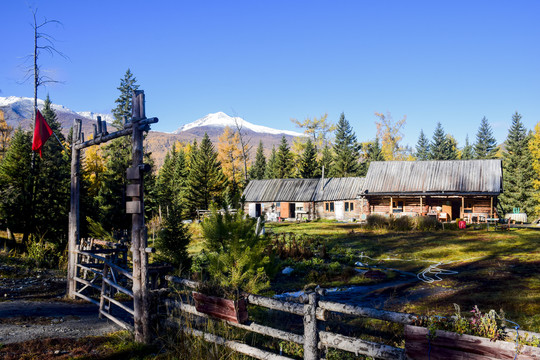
291, 113, 336, 151
186, 133, 226, 211
0, 110, 13, 160
249, 141, 267, 180
529, 121, 540, 218
498, 113, 537, 216
331, 113, 360, 177
217, 126, 243, 208
474, 116, 499, 159
299, 138, 318, 178
275, 136, 294, 179
415, 129, 430, 160
374, 112, 406, 160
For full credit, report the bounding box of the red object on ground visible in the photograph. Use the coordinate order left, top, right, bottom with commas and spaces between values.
32, 110, 53, 158
458, 220, 466, 229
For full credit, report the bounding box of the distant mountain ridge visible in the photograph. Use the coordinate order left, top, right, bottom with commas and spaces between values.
0, 97, 304, 169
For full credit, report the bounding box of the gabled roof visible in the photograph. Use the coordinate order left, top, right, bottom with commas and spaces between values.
362, 160, 503, 195
242, 177, 364, 202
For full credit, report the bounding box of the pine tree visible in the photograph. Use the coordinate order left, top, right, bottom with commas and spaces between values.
33, 95, 70, 247
0, 129, 33, 242
186, 133, 226, 211
264, 146, 277, 179
299, 138, 318, 178
429, 122, 456, 160
331, 113, 360, 177
359, 137, 385, 176
415, 129, 430, 160
461, 135, 474, 160
474, 116, 498, 159
320, 144, 333, 177
112, 69, 139, 126
275, 136, 294, 179
155, 202, 191, 272
249, 141, 266, 180
499, 112, 537, 216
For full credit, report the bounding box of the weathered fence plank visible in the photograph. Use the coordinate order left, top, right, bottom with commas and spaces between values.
318, 300, 419, 325
319, 331, 406, 360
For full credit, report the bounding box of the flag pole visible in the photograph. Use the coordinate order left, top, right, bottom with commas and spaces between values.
52, 131, 68, 152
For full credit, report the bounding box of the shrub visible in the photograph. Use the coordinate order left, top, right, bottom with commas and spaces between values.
390, 216, 413, 231
366, 214, 390, 229
414, 216, 441, 231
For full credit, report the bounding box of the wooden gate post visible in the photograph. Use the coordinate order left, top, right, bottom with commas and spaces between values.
130, 90, 150, 343
303, 292, 319, 360
67, 119, 82, 299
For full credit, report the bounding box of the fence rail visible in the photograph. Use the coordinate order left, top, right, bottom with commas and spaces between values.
165, 275, 408, 360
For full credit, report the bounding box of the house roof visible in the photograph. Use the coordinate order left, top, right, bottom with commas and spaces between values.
242, 177, 364, 202
362, 160, 503, 195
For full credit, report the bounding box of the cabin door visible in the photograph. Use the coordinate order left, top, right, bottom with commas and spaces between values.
335, 201, 344, 220
248, 203, 257, 218
289, 203, 296, 219
255, 204, 262, 218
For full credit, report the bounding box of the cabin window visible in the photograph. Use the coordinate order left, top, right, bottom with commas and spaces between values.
325, 202, 334, 212
345, 202, 355, 212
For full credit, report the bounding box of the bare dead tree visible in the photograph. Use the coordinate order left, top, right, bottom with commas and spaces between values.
20, 9, 68, 115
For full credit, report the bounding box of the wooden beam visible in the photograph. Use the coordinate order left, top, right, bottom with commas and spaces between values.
67, 123, 81, 299
319, 331, 406, 360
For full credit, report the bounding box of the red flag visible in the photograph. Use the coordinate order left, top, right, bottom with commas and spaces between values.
32, 110, 53, 158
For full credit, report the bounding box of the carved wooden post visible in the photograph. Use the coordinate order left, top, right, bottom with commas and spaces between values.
303, 292, 319, 360
129, 90, 150, 343
67, 119, 82, 299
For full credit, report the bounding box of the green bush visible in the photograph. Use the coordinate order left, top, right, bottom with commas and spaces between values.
366, 214, 390, 229
390, 216, 413, 231
413, 216, 441, 231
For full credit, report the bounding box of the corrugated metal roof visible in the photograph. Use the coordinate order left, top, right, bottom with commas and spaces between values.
243, 177, 364, 202
362, 160, 502, 195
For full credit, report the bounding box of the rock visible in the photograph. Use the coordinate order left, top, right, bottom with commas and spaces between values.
282, 266, 294, 275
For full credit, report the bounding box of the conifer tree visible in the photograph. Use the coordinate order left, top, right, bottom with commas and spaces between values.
299, 138, 318, 178
429, 122, 455, 160
264, 146, 277, 179
415, 129, 430, 160
249, 141, 266, 180
461, 135, 474, 160
499, 113, 537, 216
331, 113, 360, 177
111, 69, 139, 124
0, 129, 33, 243
275, 136, 294, 179
33, 95, 70, 247
446, 135, 459, 160
320, 144, 333, 177
474, 116, 498, 159
359, 137, 384, 176
186, 133, 226, 211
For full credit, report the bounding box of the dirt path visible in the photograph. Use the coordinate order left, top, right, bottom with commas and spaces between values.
0, 300, 122, 344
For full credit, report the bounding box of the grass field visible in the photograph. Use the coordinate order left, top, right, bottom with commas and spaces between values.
262, 222, 540, 332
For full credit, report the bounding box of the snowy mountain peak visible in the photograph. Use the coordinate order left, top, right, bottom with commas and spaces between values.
174, 112, 304, 137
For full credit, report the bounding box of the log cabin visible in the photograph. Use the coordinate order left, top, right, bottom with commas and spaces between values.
243, 160, 503, 223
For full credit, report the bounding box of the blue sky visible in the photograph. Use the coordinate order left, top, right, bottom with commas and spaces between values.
1, 0, 539, 147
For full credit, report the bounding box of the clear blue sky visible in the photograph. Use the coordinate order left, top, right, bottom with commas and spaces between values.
2, 0, 539, 147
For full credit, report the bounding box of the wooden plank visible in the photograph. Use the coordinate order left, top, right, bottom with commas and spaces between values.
303, 293, 318, 360
74, 276, 101, 291
99, 310, 134, 332
319, 331, 406, 360
404, 325, 540, 360
126, 184, 141, 197
167, 301, 304, 344
102, 294, 134, 316
126, 201, 142, 214
318, 301, 419, 325
126, 167, 140, 180
163, 321, 294, 360
103, 277, 134, 297
75, 250, 133, 280
73, 291, 100, 306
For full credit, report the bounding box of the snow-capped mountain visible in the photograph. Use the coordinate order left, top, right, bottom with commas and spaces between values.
77, 111, 115, 123
174, 112, 304, 137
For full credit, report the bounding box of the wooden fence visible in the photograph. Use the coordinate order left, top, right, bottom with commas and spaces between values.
164, 276, 412, 360
162, 276, 540, 360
